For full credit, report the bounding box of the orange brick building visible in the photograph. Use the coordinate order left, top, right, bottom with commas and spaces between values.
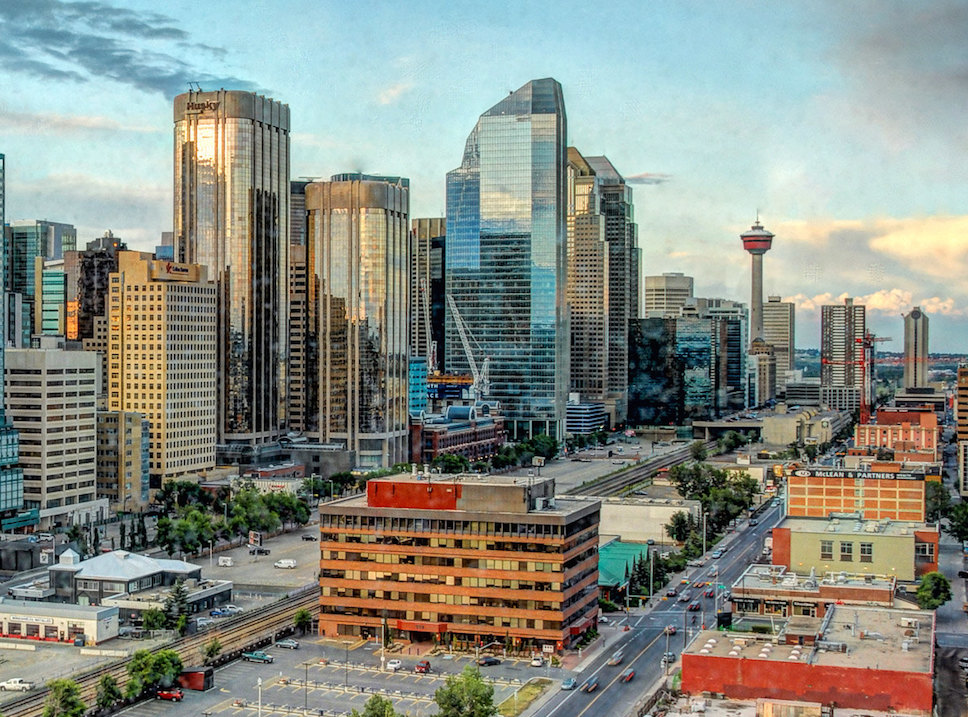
317, 474, 600, 653
854, 408, 940, 460
786, 466, 926, 522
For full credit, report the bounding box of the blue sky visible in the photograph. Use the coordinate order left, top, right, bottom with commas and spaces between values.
2, 0, 966, 351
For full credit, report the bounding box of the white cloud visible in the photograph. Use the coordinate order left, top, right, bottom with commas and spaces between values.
377, 82, 413, 105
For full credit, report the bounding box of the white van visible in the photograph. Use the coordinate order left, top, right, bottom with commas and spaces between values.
218, 556, 234, 567
273, 559, 297, 569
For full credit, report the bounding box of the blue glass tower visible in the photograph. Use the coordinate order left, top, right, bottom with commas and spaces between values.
0, 154, 23, 515
445, 79, 568, 440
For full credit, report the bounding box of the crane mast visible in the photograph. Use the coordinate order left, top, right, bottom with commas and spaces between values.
446, 295, 489, 400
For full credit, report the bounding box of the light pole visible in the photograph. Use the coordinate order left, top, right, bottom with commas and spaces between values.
649, 549, 654, 602
302, 660, 311, 710
257, 677, 262, 717
701, 511, 707, 555
209, 540, 214, 569
343, 640, 352, 688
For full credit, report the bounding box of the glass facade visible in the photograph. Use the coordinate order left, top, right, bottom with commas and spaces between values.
40, 265, 66, 335
306, 176, 410, 468
173, 90, 290, 448
5, 220, 75, 342
445, 79, 568, 440
0, 153, 22, 514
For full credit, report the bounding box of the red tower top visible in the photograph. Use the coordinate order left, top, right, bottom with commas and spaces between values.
741, 219, 774, 255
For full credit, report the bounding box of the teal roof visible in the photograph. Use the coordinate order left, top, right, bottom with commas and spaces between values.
598, 541, 651, 588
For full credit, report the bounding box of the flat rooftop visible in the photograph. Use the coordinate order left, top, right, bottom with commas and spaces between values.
733, 564, 896, 593
685, 605, 933, 674
779, 517, 936, 536
367, 472, 551, 488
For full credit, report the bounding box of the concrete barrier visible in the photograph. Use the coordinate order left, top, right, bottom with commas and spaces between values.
80, 648, 129, 658
0, 642, 35, 651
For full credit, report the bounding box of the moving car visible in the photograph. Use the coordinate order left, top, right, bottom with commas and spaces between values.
664, 625, 677, 635
415, 660, 432, 673
301, 534, 318, 541
275, 638, 299, 649
598, 615, 609, 624
692, 579, 704, 589
620, 667, 635, 682
274, 559, 297, 569
704, 588, 715, 598
579, 676, 600, 693
665, 587, 677, 597
477, 656, 501, 667
606, 650, 624, 666
386, 659, 402, 672
156, 688, 184, 701
749, 518, 759, 526
688, 600, 701, 611
561, 677, 577, 691
711, 549, 724, 559
678, 590, 692, 603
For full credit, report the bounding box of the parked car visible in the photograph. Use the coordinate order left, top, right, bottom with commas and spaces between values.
606, 650, 624, 666
477, 656, 501, 667
415, 660, 431, 673
0, 678, 34, 692
195, 618, 215, 629
386, 659, 402, 672
222, 604, 243, 614
241, 650, 274, 664
561, 677, 577, 691
661, 651, 676, 664
275, 638, 299, 649
156, 688, 184, 701
530, 656, 544, 667
301, 534, 318, 541
274, 559, 297, 569
620, 667, 635, 682
249, 546, 270, 555
579, 676, 600, 693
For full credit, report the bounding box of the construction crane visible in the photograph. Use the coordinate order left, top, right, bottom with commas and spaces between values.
821, 332, 891, 424
419, 278, 437, 374
446, 295, 489, 400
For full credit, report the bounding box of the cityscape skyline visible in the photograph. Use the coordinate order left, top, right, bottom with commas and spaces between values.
1, 1, 966, 351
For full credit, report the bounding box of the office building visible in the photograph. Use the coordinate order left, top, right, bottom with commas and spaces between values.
107, 252, 217, 489
173, 90, 290, 459
903, 306, 929, 390
644, 273, 693, 318
785, 465, 928, 522
5, 344, 104, 529
854, 409, 940, 460
820, 297, 866, 412
290, 180, 310, 247
409, 404, 505, 465
317, 473, 600, 652
305, 174, 410, 468
96, 411, 150, 513
411, 218, 445, 374
0, 153, 22, 520
762, 296, 795, 391
5, 220, 75, 342
288, 243, 312, 433
33, 257, 66, 336
445, 78, 568, 441
63, 231, 127, 341
627, 318, 682, 426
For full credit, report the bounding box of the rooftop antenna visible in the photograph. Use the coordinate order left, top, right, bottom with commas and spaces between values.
188, 81, 203, 92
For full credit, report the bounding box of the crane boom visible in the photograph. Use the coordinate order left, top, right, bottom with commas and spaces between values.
446, 295, 489, 399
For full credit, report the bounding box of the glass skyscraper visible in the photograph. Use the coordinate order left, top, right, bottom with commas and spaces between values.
445, 78, 568, 441
173, 90, 290, 458
0, 153, 23, 516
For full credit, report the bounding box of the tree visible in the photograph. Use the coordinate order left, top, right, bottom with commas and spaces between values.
915, 571, 952, 610
43, 679, 86, 717
665, 511, 691, 543
142, 608, 166, 631
351, 694, 402, 717
294, 608, 313, 635
689, 440, 707, 463
434, 665, 497, 717
926, 481, 952, 524
95, 674, 123, 711
203, 636, 222, 664
126, 649, 183, 698
163, 578, 190, 629
945, 501, 968, 542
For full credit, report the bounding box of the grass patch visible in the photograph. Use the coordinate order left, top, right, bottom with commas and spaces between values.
498, 678, 552, 717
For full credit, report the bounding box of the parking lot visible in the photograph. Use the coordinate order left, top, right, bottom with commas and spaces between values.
116, 639, 547, 717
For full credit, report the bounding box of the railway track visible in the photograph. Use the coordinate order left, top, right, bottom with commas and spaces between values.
0, 587, 319, 716
565, 440, 716, 497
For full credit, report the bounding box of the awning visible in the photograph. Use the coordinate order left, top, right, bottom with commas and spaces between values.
396, 620, 446, 634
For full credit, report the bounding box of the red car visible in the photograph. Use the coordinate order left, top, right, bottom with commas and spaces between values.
415, 660, 431, 673
156, 688, 184, 702
704, 588, 715, 598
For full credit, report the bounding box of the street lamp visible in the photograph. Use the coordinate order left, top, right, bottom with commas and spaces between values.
343, 640, 352, 687
302, 660, 312, 710
209, 540, 214, 569
257, 677, 262, 717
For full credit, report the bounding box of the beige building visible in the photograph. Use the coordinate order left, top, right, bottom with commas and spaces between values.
762, 296, 795, 390
107, 252, 216, 491
5, 344, 106, 529
96, 410, 149, 513
761, 406, 850, 447
595, 494, 701, 543
644, 272, 693, 318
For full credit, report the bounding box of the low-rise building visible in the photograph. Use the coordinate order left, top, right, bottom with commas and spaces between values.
409, 404, 505, 465
681, 605, 935, 715
761, 406, 849, 447
318, 473, 599, 653
0, 598, 117, 644
594, 495, 701, 544
785, 465, 928, 522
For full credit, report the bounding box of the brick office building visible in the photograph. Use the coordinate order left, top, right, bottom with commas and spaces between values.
317, 474, 600, 652
785, 466, 927, 522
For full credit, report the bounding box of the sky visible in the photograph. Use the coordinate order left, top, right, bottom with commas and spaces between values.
1, 0, 966, 351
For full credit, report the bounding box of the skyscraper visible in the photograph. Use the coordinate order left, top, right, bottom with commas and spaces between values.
305, 174, 410, 468
0, 153, 22, 517
821, 297, 866, 411
903, 306, 929, 389
411, 217, 445, 373
644, 273, 694, 318
446, 78, 568, 440
173, 90, 290, 459
762, 295, 795, 391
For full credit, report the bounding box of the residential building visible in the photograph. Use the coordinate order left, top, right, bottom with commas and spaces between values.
762, 296, 795, 391
820, 297, 866, 412
445, 78, 568, 441
305, 174, 410, 468
903, 306, 929, 390
5, 344, 103, 529
107, 252, 217, 489
96, 410, 150, 513
409, 404, 506, 465
411, 218, 445, 374
174, 90, 290, 460
854, 409, 940, 460
643, 273, 693, 318
681, 606, 934, 714
317, 473, 600, 652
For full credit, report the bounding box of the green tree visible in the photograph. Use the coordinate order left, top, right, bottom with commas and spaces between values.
294, 608, 313, 635
803, 444, 818, 461
163, 578, 190, 629
203, 636, 222, 664
915, 571, 952, 610
434, 665, 497, 717
351, 694, 402, 717
43, 679, 86, 717
95, 674, 123, 710
689, 440, 707, 463
945, 501, 968, 542
432, 453, 470, 474
665, 511, 691, 543
926, 481, 952, 524
142, 608, 166, 631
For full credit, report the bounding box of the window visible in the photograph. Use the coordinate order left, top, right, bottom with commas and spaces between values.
859, 542, 873, 563
840, 542, 853, 561
820, 540, 833, 561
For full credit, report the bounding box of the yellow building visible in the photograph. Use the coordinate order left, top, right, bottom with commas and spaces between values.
107, 252, 216, 491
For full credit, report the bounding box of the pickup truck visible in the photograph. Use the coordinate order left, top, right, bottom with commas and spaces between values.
241, 650, 274, 664
0, 678, 34, 691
